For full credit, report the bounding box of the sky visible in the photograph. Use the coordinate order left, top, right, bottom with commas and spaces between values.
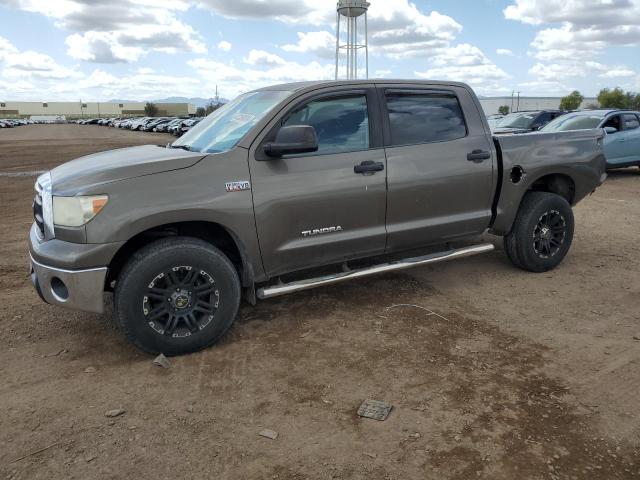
0, 0, 639, 102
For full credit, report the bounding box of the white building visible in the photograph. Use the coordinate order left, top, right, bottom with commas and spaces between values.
480, 97, 598, 115
0, 101, 196, 119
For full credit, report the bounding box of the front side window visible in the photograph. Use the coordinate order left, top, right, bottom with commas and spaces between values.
282, 94, 369, 155
623, 114, 639, 130
385, 93, 466, 146
603, 115, 622, 131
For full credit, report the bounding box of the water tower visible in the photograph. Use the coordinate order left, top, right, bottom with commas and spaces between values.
335, 0, 370, 80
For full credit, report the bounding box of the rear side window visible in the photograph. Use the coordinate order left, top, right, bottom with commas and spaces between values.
282, 95, 369, 155
623, 114, 639, 130
385, 93, 467, 146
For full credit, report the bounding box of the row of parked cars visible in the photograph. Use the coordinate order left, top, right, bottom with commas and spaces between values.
0, 118, 38, 128
73, 116, 204, 136
488, 109, 640, 169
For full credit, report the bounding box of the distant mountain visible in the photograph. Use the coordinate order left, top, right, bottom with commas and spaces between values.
106, 97, 228, 108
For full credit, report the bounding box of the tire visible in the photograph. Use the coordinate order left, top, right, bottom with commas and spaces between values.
503, 191, 574, 272
114, 237, 241, 355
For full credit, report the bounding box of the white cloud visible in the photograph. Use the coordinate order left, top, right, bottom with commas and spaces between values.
281, 31, 335, 59
599, 68, 636, 78
496, 48, 514, 56
415, 44, 510, 94
243, 49, 287, 66
374, 69, 392, 78
188, 54, 333, 97
504, 0, 640, 27
200, 0, 463, 59
505, 0, 640, 93
217, 40, 232, 52
5, 0, 206, 63
0, 36, 18, 60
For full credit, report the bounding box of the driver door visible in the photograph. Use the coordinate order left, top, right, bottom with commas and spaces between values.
249, 86, 387, 277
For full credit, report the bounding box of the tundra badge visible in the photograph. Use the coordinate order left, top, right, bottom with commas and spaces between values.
225, 180, 250, 192
302, 226, 343, 237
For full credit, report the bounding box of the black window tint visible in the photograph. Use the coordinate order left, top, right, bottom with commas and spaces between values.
385, 93, 466, 146
536, 113, 553, 125
282, 95, 369, 155
623, 114, 639, 130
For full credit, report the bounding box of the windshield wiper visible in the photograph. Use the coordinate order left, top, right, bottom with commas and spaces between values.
169, 144, 192, 151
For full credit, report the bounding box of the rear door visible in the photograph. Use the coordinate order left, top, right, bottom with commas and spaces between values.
621, 114, 640, 163
380, 84, 496, 251
603, 114, 626, 165
249, 86, 387, 277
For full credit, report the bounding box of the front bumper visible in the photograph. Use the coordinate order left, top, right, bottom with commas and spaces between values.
30, 255, 108, 314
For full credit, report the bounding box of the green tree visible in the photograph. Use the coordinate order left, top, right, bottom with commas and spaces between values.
144, 102, 159, 117
597, 88, 628, 109
498, 105, 509, 115
205, 101, 223, 115
559, 90, 584, 110
196, 106, 206, 117
625, 92, 640, 110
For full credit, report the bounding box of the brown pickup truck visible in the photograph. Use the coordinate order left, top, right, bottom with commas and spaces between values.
30, 80, 607, 354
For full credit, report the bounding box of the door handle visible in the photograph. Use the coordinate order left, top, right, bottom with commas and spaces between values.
354, 160, 384, 174
467, 149, 491, 162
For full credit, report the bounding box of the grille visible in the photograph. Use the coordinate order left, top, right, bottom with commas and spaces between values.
33, 182, 45, 238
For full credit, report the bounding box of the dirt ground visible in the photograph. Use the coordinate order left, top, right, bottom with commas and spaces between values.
0, 124, 638, 480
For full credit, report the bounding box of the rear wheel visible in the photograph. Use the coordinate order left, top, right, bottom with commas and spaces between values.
503, 192, 574, 272
114, 237, 240, 355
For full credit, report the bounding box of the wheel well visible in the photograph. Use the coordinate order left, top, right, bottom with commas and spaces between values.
106, 221, 250, 289
529, 174, 575, 204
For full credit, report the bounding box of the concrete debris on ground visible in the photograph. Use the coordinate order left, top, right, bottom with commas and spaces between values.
258, 429, 278, 440
152, 353, 171, 368
357, 399, 393, 421
104, 409, 126, 418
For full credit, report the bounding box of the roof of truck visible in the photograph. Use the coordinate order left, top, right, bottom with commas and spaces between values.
258, 79, 471, 92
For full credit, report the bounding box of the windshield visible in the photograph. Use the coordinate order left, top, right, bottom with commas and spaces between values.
172, 90, 291, 153
496, 112, 537, 129
541, 113, 604, 132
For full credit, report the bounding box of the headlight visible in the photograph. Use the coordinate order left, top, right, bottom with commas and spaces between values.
53, 195, 109, 227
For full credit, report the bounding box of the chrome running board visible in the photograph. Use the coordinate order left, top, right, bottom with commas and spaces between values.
256, 243, 495, 300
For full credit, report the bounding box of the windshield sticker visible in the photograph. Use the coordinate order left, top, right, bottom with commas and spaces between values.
225, 180, 251, 192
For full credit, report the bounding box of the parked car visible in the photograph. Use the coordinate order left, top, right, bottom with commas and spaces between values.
177, 118, 202, 136
142, 117, 171, 132
486, 114, 505, 129
29, 80, 606, 355
493, 110, 565, 135
541, 110, 640, 169
155, 118, 184, 133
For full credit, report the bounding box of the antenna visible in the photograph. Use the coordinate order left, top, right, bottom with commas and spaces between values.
335, 0, 370, 80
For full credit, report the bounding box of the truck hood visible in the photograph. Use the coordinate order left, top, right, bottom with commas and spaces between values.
50, 145, 205, 195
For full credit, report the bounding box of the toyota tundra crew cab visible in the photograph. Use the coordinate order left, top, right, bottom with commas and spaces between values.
29, 80, 607, 355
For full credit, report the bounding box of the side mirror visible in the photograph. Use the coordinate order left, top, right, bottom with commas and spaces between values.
604, 126, 617, 134
263, 125, 318, 158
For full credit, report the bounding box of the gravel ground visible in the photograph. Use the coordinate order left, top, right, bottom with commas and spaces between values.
0, 124, 638, 479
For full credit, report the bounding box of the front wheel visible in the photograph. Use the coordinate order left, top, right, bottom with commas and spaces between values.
114, 237, 241, 355
504, 192, 574, 272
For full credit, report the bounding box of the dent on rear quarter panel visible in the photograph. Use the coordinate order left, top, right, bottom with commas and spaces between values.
490, 129, 605, 235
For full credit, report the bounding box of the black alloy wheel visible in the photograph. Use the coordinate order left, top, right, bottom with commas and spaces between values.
532, 209, 566, 259
143, 266, 220, 338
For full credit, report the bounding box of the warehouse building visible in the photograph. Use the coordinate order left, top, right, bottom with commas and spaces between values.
479, 96, 598, 115
0, 101, 196, 120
